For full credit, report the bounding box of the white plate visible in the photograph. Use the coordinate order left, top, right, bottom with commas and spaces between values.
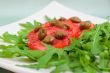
0, 1, 107, 73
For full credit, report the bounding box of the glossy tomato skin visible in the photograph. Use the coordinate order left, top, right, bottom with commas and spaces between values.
27, 31, 47, 50
28, 41, 47, 50
90, 23, 95, 29
28, 19, 94, 50
42, 22, 51, 28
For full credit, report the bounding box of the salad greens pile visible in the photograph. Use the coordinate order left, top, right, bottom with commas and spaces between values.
0, 16, 110, 73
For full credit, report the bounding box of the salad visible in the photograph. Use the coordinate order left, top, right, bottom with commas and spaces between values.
0, 16, 110, 73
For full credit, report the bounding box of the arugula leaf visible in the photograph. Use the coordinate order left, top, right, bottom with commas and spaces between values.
51, 63, 70, 73
19, 50, 42, 61
0, 46, 20, 58
37, 44, 67, 67
18, 20, 41, 36
0, 32, 19, 43
0, 45, 8, 49
34, 20, 41, 27
74, 67, 84, 73
91, 25, 102, 55
45, 16, 52, 22
20, 22, 34, 30
79, 55, 97, 73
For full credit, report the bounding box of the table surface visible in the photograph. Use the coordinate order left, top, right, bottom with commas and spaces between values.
0, 0, 110, 73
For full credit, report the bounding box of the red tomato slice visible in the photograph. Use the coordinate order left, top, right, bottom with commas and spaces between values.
42, 22, 51, 28
28, 41, 47, 50
90, 24, 94, 29
27, 18, 94, 50
52, 37, 70, 48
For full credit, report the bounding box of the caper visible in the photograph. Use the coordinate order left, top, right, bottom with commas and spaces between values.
43, 35, 54, 44
80, 21, 91, 29
62, 24, 70, 30
58, 17, 66, 21
38, 28, 47, 40
70, 17, 81, 23
50, 18, 59, 26
34, 26, 42, 32
55, 22, 70, 30
50, 18, 70, 30
54, 30, 66, 39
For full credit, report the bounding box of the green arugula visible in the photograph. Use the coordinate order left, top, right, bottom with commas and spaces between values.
0, 16, 110, 73
45, 16, 53, 22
